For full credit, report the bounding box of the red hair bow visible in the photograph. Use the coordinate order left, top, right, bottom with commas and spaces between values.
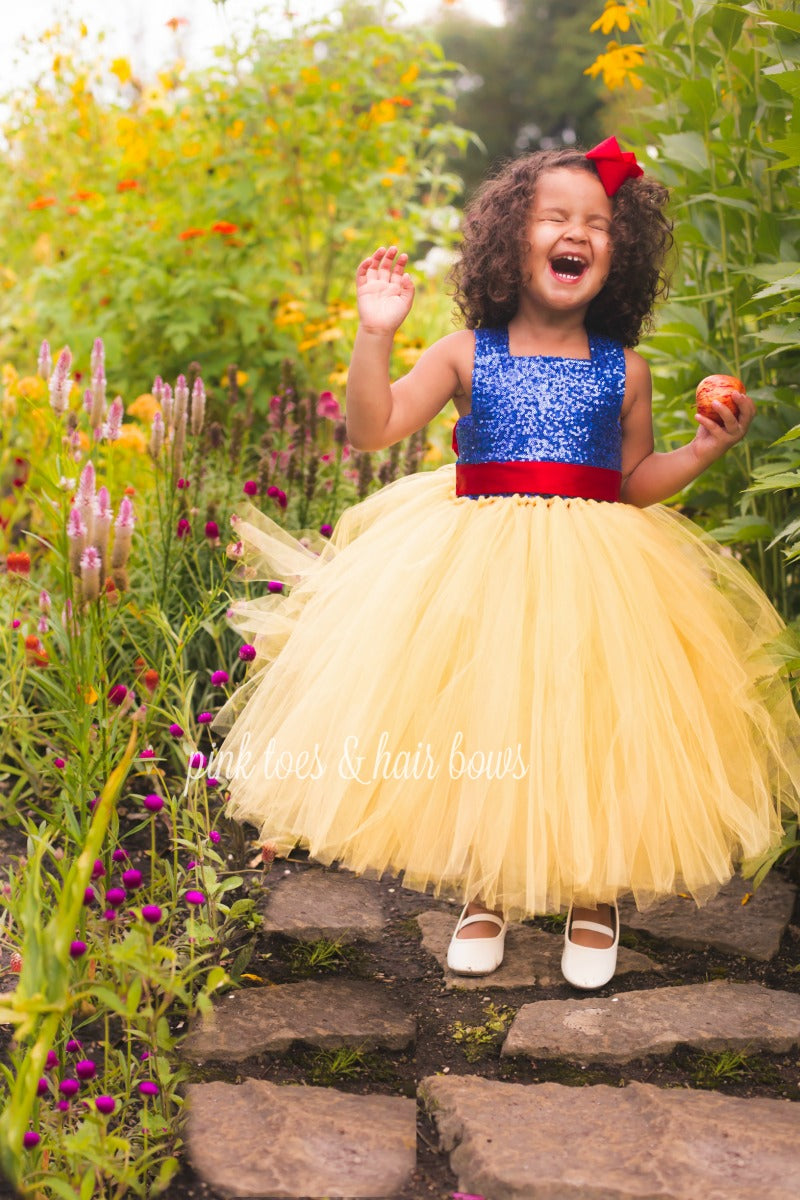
586, 136, 643, 197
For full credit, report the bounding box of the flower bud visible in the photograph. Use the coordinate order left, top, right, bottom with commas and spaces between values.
91, 337, 105, 377
80, 546, 102, 602
104, 395, 124, 441
111, 496, 135, 569
89, 366, 106, 431
190, 377, 206, 436
48, 347, 72, 416
67, 507, 88, 577
93, 487, 113, 564
38, 340, 52, 381
149, 411, 165, 459
174, 375, 189, 426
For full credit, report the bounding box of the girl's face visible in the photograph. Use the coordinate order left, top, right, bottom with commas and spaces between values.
521, 167, 613, 315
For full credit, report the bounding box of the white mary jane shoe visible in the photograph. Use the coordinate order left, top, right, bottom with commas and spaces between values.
560, 901, 619, 990
446, 905, 508, 976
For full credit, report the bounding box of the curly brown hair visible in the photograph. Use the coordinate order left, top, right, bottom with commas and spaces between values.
450, 148, 673, 347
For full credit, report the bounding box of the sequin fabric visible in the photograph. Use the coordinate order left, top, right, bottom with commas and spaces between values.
455, 327, 625, 471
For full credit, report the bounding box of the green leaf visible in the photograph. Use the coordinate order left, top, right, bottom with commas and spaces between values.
712, 1, 748, 52
708, 515, 774, 543
658, 131, 709, 174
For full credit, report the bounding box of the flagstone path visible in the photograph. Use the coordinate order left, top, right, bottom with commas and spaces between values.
183, 858, 800, 1200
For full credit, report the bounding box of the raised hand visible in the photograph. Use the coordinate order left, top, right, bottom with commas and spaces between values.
355, 245, 415, 335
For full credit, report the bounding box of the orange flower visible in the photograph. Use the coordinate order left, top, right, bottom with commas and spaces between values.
28, 196, 57, 210
179, 227, 206, 240
143, 668, 159, 693
24, 635, 49, 667
211, 221, 239, 235
117, 179, 141, 193
388, 96, 413, 107
124, 485, 136, 496
6, 551, 31, 575
70, 190, 99, 202
166, 17, 189, 31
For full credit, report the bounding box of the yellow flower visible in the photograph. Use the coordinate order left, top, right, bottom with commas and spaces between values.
584, 41, 645, 90
229, 119, 245, 139
16, 376, 46, 401
400, 63, 419, 86
590, 1, 640, 35
127, 392, 161, 421
110, 57, 133, 85
115, 424, 148, 453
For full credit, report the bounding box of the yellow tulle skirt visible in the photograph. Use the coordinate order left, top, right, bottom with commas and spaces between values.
214, 463, 800, 920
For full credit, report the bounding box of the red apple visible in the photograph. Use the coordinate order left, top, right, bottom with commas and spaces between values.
695, 374, 744, 426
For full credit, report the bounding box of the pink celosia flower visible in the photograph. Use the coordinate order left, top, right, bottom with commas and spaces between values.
104, 396, 124, 441
191, 377, 205, 436
80, 545, 102, 602
111, 497, 135, 570
49, 347, 73, 416
38, 340, 52, 381
149, 411, 165, 458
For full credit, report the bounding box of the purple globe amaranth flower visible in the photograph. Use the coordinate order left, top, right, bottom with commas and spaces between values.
102, 909, 117, 922
76, 1059, 97, 1080
205, 520, 220, 540
141, 904, 163, 924
196, 711, 213, 724
168, 723, 183, 737
112, 848, 128, 863
95, 1095, 116, 1115
36, 1077, 50, 1096
242, 479, 257, 496
210, 670, 229, 686
91, 859, 106, 880
122, 868, 143, 889
143, 793, 164, 813
22, 1130, 41, 1149
176, 517, 191, 538
138, 1080, 160, 1097
189, 752, 206, 769
108, 684, 128, 707
267, 581, 284, 594
59, 1079, 80, 1097
320, 523, 333, 538
238, 644, 256, 662
69, 940, 87, 958
84, 886, 95, 905
206, 777, 221, 789
176, 477, 190, 490
45, 1051, 59, 1070
209, 830, 221, 844
56, 1100, 71, 1113
106, 887, 127, 908
53, 757, 66, 769
140, 747, 156, 759
65, 1039, 82, 1053
184, 890, 206, 906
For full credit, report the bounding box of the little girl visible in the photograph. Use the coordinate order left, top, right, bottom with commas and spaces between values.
216, 139, 800, 989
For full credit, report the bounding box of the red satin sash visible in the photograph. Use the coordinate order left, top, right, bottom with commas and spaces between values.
455, 459, 621, 502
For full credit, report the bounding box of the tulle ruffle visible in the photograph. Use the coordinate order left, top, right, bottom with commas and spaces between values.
213, 464, 800, 920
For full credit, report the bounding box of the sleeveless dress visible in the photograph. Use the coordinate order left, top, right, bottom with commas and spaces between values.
214, 328, 800, 920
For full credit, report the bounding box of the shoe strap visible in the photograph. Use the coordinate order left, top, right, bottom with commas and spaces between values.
457, 913, 505, 932
570, 920, 614, 937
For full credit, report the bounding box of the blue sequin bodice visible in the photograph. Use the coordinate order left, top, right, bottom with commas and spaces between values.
454, 327, 625, 471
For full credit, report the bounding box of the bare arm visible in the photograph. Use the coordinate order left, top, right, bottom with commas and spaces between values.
619, 350, 755, 508
345, 246, 468, 451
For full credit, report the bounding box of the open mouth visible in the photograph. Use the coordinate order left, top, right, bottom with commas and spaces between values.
549, 255, 589, 283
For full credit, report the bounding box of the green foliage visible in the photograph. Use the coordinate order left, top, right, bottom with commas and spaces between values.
288, 936, 362, 974
308, 1044, 369, 1084
0, 6, 470, 397
450, 1001, 515, 1062
437, 0, 607, 195
614, 0, 800, 619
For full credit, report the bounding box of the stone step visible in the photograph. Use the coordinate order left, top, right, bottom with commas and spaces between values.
187, 1079, 417, 1198
417, 910, 658, 989
419, 1074, 800, 1200
182, 978, 415, 1063
502, 979, 800, 1064
618, 873, 796, 961
261, 866, 387, 943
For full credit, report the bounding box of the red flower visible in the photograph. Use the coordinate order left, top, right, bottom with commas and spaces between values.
117, 179, 141, 193
71, 190, 99, 202
179, 227, 206, 241
388, 96, 413, 107
6, 552, 31, 575
211, 221, 239, 235
28, 196, 57, 210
